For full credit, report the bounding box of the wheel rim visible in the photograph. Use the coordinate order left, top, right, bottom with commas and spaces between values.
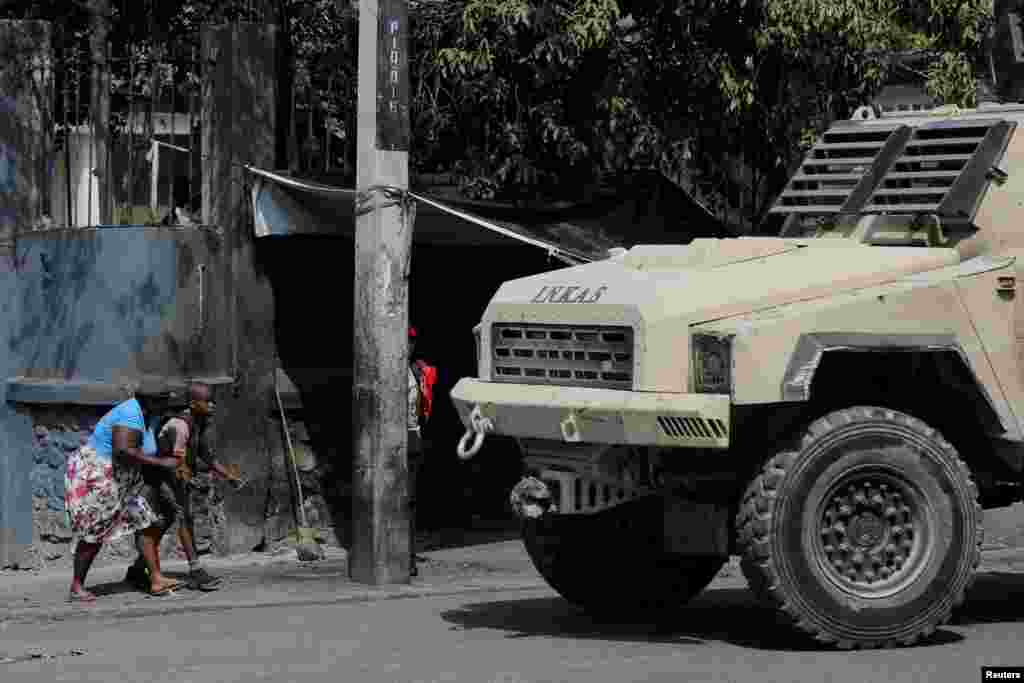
812, 464, 934, 599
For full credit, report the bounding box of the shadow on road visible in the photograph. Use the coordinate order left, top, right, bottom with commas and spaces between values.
86, 580, 144, 598
441, 595, 704, 645
85, 569, 201, 599
953, 570, 1024, 625
441, 586, 965, 651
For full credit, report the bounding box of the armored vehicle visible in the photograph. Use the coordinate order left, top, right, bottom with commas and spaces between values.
450, 102, 1024, 648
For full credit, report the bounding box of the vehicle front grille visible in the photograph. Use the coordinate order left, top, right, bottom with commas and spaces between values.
491, 323, 634, 389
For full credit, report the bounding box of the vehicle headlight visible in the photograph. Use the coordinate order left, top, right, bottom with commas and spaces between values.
692, 333, 732, 394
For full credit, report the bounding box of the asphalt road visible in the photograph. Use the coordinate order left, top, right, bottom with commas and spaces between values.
1, 567, 1023, 683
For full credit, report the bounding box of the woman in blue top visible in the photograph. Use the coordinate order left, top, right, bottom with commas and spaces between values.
65, 389, 183, 601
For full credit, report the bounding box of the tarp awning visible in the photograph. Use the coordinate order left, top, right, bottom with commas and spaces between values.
247, 166, 618, 264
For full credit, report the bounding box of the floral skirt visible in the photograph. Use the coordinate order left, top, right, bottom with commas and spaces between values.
65, 444, 160, 545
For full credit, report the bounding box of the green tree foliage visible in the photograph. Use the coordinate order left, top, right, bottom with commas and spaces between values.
437, 0, 998, 231
0, 0, 1003, 230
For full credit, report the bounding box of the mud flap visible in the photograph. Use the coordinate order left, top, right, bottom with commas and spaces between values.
662, 496, 730, 557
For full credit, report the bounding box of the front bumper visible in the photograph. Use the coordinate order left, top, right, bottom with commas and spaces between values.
450, 378, 731, 449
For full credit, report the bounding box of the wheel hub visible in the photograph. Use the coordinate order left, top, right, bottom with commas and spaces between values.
817, 474, 923, 595
849, 512, 885, 547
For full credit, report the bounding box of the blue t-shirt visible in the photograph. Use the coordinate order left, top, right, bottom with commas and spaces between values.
87, 398, 158, 462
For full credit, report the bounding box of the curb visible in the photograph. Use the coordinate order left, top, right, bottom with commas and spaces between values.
5, 546, 1022, 627
2, 578, 549, 626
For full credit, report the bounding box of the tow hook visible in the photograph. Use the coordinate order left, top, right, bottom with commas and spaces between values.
456, 405, 495, 460
510, 476, 556, 520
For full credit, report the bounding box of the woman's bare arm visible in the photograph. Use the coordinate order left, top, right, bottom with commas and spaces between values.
112, 426, 177, 468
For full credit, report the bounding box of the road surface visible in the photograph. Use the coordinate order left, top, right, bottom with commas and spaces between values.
1, 567, 1023, 683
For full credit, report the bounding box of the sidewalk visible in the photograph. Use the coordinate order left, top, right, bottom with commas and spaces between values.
2, 534, 1023, 627
0, 537, 547, 626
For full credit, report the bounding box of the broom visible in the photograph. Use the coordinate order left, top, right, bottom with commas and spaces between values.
274, 370, 322, 562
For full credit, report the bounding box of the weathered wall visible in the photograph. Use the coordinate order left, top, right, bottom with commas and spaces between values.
0, 20, 53, 567
1, 224, 237, 566
202, 23, 285, 554
7, 226, 230, 400
0, 262, 35, 568
31, 419, 85, 513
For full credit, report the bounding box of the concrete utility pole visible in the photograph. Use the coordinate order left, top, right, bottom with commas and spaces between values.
350, 0, 415, 585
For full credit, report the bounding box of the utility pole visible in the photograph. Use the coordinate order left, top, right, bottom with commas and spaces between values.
350, 0, 414, 585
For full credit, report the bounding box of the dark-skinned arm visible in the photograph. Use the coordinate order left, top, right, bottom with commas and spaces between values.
196, 421, 242, 482
112, 425, 178, 469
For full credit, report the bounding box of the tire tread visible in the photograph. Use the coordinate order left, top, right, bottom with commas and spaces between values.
735, 406, 983, 649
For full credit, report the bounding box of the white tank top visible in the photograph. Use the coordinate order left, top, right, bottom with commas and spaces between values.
408, 366, 421, 433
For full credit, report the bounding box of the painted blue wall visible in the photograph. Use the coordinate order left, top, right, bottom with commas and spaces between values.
1, 226, 231, 565
8, 227, 230, 402
0, 261, 35, 567
12, 228, 178, 384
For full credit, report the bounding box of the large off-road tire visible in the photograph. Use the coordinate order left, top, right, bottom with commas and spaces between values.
737, 406, 982, 649
523, 496, 725, 616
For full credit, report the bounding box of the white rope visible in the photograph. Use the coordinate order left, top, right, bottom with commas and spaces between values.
407, 191, 588, 266
152, 140, 190, 153
244, 165, 358, 196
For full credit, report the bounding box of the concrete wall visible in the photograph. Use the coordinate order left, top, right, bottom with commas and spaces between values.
0, 21, 53, 566
4, 21, 295, 563
0, 262, 35, 568
0, 225, 237, 567
8, 226, 230, 398
201, 23, 287, 554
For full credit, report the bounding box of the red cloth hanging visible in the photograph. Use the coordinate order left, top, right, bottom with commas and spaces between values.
414, 360, 437, 421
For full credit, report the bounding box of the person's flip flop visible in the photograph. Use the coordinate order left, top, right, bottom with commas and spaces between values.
66, 592, 96, 604
148, 582, 180, 597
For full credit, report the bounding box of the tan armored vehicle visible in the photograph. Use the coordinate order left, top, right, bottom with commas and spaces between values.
450, 102, 1024, 648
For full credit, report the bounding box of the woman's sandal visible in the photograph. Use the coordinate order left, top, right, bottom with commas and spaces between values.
148, 580, 181, 597
67, 590, 96, 604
